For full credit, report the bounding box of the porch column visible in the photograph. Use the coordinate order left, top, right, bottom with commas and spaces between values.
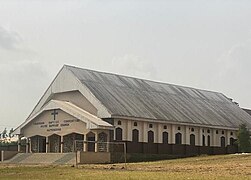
26, 138, 29, 153
46, 136, 49, 153
83, 134, 87, 152
94, 132, 98, 152
107, 131, 110, 152
60, 136, 63, 153
17, 135, 21, 152
29, 138, 32, 153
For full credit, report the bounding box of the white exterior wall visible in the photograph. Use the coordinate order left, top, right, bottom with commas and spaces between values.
113, 118, 238, 147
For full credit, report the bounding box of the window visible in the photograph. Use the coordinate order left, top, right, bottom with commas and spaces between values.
164, 125, 167, 129
222, 131, 224, 135
207, 129, 210, 133
221, 136, 225, 147
175, 133, 182, 144
202, 135, 205, 146
191, 128, 194, 132
230, 132, 233, 136
207, 135, 210, 146
230, 137, 235, 146
132, 129, 139, 142
178, 127, 181, 130
149, 124, 153, 128
148, 131, 154, 143
202, 129, 205, 133
216, 130, 218, 134
134, 122, 137, 127
190, 134, 195, 146
118, 121, 122, 125
163, 132, 168, 144
115, 128, 122, 141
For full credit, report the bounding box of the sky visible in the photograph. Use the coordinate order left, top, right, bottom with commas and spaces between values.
0, 0, 251, 131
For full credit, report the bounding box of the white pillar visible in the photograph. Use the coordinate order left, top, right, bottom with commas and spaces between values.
142, 122, 148, 143
60, 136, 63, 153
127, 120, 132, 141
29, 138, 32, 153
46, 137, 49, 153
226, 130, 229, 146
171, 124, 175, 144
198, 128, 202, 146
94, 132, 98, 152
17, 135, 21, 152
185, 126, 190, 145
26, 138, 29, 153
83, 134, 87, 152
157, 123, 162, 143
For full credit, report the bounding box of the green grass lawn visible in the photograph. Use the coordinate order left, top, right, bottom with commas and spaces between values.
1, 154, 251, 180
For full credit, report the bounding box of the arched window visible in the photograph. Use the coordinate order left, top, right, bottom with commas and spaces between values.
134, 122, 137, 126
190, 134, 195, 146
202, 135, 205, 146
221, 136, 225, 147
115, 128, 122, 141
117, 121, 122, 125
162, 132, 168, 144
207, 135, 210, 146
132, 129, 139, 142
148, 131, 154, 143
230, 137, 235, 146
175, 133, 182, 144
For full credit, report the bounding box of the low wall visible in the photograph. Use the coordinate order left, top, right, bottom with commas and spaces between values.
78, 152, 111, 164
124, 142, 238, 156
0, 145, 18, 151
0, 151, 18, 161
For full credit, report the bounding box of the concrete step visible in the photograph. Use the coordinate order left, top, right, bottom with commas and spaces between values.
5, 153, 76, 165
7, 153, 31, 163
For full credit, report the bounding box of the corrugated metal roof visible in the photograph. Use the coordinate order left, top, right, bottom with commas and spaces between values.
243, 108, 251, 116
66, 65, 251, 128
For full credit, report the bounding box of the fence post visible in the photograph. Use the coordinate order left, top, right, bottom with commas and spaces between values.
1, 151, 4, 162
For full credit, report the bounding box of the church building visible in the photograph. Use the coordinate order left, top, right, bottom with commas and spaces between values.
13, 65, 251, 156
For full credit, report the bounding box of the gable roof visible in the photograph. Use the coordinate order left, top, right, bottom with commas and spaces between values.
14, 100, 113, 134
66, 65, 251, 129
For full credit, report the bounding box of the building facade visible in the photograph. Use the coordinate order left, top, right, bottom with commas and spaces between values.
13, 65, 251, 156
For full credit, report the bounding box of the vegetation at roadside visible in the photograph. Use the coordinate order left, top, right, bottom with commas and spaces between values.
237, 124, 251, 153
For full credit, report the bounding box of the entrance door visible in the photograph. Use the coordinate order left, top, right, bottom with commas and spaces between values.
49, 134, 61, 153
30, 135, 46, 153
87, 132, 95, 152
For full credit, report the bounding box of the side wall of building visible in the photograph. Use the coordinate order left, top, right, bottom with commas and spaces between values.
112, 118, 238, 155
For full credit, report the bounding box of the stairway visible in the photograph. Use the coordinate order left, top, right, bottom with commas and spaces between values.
5, 153, 76, 165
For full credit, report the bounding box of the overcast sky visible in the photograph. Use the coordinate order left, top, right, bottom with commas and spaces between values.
0, 0, 251, 130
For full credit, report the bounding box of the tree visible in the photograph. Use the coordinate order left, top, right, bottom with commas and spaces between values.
9, 128, 14, 138
2, 128, 7, 139
237, 124, 251, 153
